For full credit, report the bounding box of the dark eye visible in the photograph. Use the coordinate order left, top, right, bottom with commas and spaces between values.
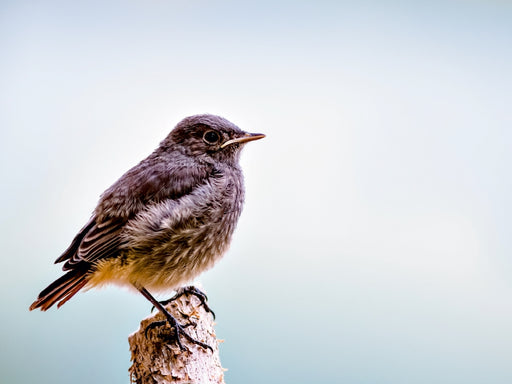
203, 130, 220, 145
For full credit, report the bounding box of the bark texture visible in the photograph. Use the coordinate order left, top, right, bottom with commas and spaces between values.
129, 288, 225, 384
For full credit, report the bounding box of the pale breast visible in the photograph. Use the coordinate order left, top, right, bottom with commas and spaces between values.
109, 166, 246, 292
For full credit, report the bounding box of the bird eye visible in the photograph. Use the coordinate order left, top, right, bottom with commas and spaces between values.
203, 130, 220, 145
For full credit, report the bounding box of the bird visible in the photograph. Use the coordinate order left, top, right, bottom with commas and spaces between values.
30, 114, 265, 350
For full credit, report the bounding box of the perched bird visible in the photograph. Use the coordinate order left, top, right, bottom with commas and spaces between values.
30, 114, 265, 350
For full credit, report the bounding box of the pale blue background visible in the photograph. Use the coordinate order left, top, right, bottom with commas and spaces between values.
1, 1, 511, 383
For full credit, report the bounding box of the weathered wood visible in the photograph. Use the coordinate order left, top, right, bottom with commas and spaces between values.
129, 287, 225, 384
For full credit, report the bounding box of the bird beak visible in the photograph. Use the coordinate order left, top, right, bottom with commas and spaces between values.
220, 132, 266, 148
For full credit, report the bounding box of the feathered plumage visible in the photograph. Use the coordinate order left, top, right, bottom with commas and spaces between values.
30, 114, 264, 311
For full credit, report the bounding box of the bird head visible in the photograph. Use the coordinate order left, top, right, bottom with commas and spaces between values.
163, 114, 265, 164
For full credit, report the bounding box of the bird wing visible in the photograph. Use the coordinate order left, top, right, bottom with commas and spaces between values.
54, 159, 213, 271
54, 217, 125, 270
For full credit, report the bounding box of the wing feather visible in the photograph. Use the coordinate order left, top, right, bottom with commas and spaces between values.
62, 218, 125, 270
55, 160, 213, 271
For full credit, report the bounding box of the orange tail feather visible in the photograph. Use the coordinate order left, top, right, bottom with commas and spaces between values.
30, 269, 88, 311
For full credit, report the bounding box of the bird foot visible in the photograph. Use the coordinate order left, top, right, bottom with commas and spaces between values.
144, 315, 212, 352
138, 286, 213, 352
158, 286, 215, 319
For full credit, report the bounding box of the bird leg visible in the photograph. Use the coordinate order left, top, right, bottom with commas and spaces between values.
137, 286, 213, 352
158, 285, 215, 319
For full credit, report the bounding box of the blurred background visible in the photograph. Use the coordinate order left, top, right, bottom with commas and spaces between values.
1, 0, 511, 383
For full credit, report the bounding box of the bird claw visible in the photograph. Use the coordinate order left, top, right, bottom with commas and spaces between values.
144, 320, 167, 338
144, 318, 212, 352
157, 286, 216, 319
139, 286, 213, 352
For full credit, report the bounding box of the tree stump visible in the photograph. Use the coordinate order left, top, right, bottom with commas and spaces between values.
128, 287, 225, 383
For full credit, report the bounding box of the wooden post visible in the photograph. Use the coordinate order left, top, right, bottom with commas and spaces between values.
128, 287, 225, 383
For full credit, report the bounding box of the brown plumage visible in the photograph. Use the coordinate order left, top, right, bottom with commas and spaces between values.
30, 114, 264, 333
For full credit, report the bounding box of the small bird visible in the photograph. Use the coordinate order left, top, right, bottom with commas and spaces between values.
30, 114, 265, 350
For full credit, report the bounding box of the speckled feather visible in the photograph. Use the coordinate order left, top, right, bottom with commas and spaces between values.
30, 114, 261, 311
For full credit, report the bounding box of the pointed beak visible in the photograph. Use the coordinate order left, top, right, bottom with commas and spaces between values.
220, 132, 266, 148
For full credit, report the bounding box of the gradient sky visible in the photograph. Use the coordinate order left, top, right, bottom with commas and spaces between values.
1, 1, 511, 383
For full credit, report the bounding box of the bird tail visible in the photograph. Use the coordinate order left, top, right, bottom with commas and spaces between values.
29, 269, 89, 311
